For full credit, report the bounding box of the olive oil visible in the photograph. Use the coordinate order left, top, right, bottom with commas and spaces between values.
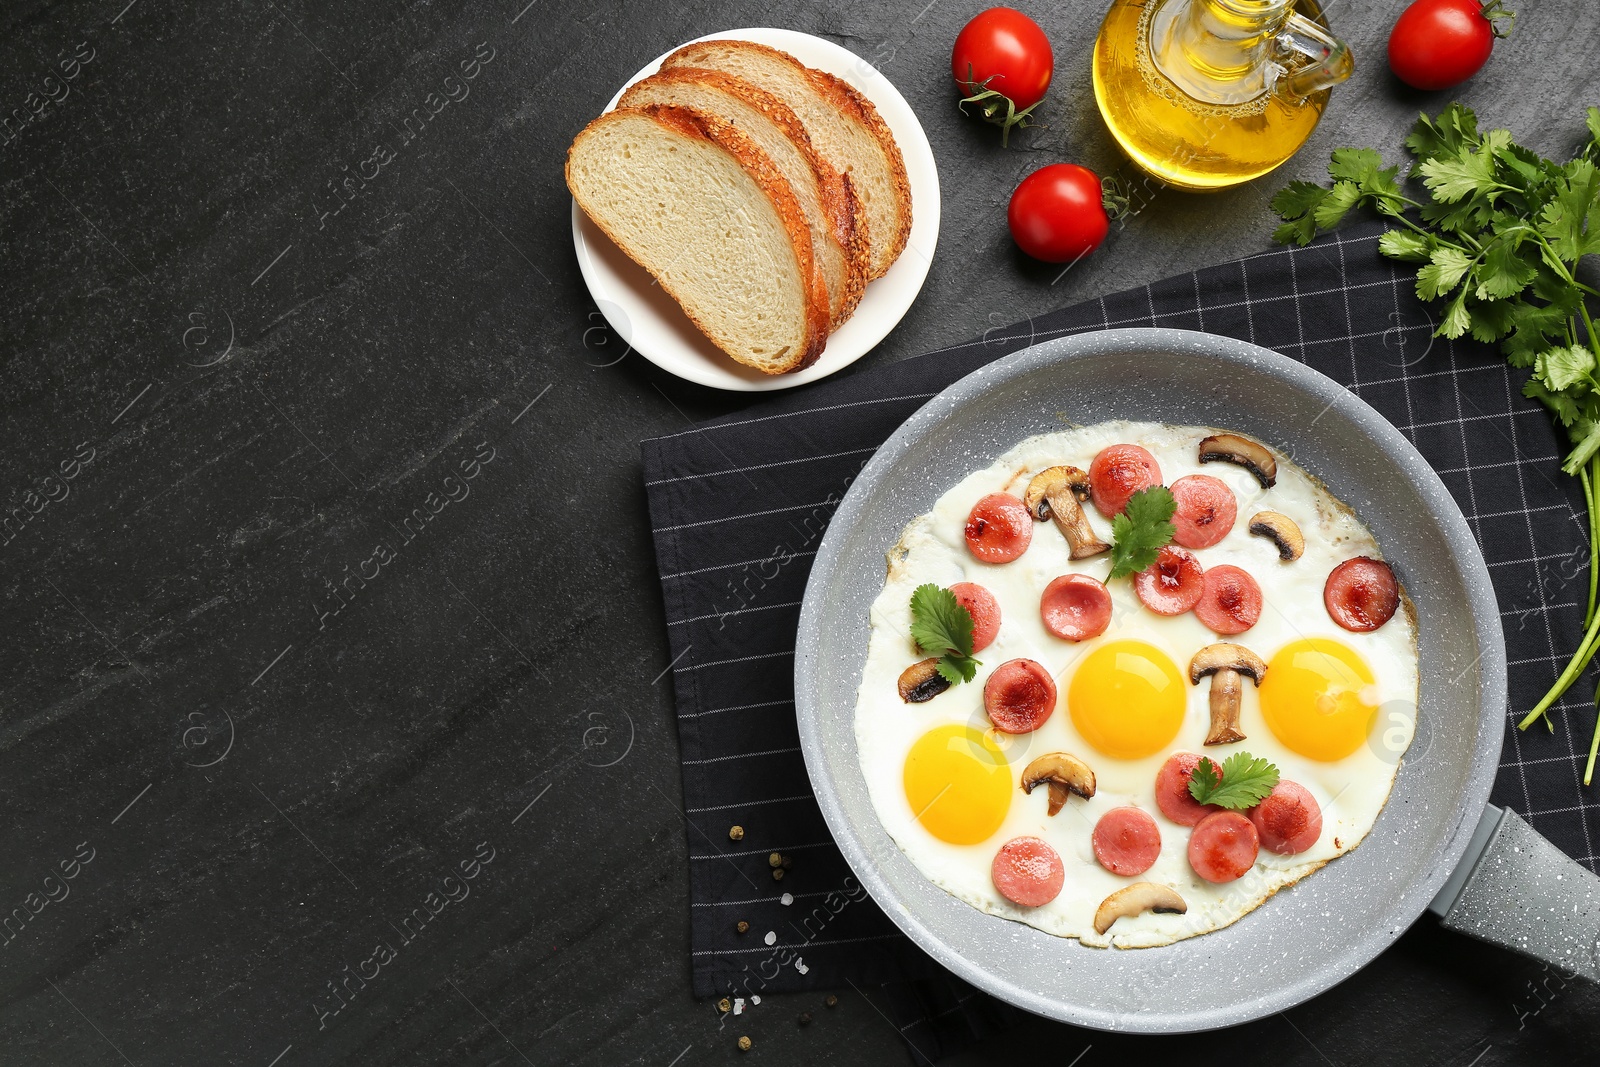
1093, 0, 1349, 191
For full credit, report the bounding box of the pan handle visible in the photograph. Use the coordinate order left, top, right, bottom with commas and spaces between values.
1428, 805, 1600, 981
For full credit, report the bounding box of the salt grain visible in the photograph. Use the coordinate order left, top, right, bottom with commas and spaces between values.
780, 892, 794, 906
763, 930, 777, 945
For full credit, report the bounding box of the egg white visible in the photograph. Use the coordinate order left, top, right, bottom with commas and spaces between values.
854, 421, 1420, 948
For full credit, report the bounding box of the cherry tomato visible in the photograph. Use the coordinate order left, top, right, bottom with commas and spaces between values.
1008, 164, 1109, 263
1387, 0, 1510, 91
951, 8, 1054, 112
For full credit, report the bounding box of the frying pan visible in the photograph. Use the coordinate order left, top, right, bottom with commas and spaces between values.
794, 329, 1600, 1032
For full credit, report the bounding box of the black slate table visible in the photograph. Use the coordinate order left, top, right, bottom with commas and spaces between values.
3, 1, 1599, 1065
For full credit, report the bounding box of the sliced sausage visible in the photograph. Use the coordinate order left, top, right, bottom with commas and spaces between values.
964, 493, 1032, 564
1324, 556, 1400, 632
1155, 753, 1224, 827
1092, 806, 1163, 876
983, 658, 1057, 734
950, 582, 1001, 653
991, 836, 1066, 907
1132, 545, 1204, 616
1169, 474, 1237, 549
1088, 444, 1162, 517
1039, 573, 1113, 641
1188, 810, 1260, 884
1194, 564, 1262, 635
1249, 780, 1323, 855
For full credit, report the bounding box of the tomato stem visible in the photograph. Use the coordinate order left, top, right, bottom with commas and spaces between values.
956, 65, 1044, 148
1480, 0, 1516, 38
1100, 176, 1132, 222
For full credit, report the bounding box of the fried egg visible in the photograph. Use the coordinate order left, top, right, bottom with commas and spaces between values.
854, 421, 1419, 947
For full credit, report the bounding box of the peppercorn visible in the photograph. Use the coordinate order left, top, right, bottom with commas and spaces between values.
737, 1036, 752, 1052
772, 868, 785, 881
798, 1011, 813, 1026
736, 920, 750, 935
729, 825, 745, 841
768, 852, 782, 868
825, 994, 839, 1008
718, 998, 732, 1013
781, 855, 793, 869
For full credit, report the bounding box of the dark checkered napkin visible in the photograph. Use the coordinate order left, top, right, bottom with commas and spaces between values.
640, 218, 1600, 1061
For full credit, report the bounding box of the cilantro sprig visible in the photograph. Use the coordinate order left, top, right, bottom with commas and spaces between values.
1273, 105, 1600, 781
1187, 752, 1280, 811
1107, 485, 1176, 579
909, 584, 981, 686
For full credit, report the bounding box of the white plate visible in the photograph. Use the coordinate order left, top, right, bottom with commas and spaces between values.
570, 27, 941, 392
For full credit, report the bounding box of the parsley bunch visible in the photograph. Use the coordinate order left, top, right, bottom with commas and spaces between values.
1273, 105, 1600, 781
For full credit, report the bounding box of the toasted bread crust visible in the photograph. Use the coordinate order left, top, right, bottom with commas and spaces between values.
621, 68, 869, 325
802, 67, 912, 277
566, 104, 829, 374
829, 170, 870, 320
664, 40, 912, 279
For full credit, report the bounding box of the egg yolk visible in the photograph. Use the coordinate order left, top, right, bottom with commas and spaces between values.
1259, 638, 1379, 761
1068, 640, 1185, 759
903, 724, 1012, 844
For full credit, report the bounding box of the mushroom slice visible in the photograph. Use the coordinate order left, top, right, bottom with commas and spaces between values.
1020, 752, 1096, 816
1189, 643, 1268, 746
897, 658, 950, 704
1093, 882, 1188, 935
1198, 433, 1278, 489
1248, 510, 1305, 561
1022, 466, 1109, 560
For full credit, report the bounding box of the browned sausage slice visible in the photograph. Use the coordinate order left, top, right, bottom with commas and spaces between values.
1155, 753, 1223, 827
1323, 556, 1400, 632
1188, 810, 1260, 883
991, 836, 1065, 907
982, 658, 1057, 734
1039, 573, 1113, 641
964, 493, 1032, 563
1092, 806, 1162, 876
1249, 780, 1323, 855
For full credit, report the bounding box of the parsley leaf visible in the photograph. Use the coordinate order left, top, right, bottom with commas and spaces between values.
1404, 103, 1479, 162
1416, 245, 1475, 300
1269, 181, 1329, 246
1475, 233, 1538, 300
1107, 485, 1176, 579
908, 584, 980, 685
1538, 159, 1600, 261
1535, 344, 1597, 393
1328, 146, 1401, 198
1378, 229, 1433, 263
1187, 752, 1281, 810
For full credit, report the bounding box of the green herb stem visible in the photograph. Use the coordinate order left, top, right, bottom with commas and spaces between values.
1587, 696, 1600, 786
1520, 603, 1600, 729
1521, 465, 1600, 731
1585, 458, 1599, 630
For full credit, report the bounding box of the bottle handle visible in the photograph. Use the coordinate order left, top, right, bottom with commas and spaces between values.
1274, 11, 1354, 100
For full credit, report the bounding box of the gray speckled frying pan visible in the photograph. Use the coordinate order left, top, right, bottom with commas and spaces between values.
795, 329, 1600, 1032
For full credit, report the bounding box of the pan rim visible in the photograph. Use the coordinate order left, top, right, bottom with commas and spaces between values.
794, 327, 1506, 1033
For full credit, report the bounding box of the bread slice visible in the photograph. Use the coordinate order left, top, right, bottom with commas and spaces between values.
620, 69, 869, 327
661, 40, 912, 279
566, 105, 829, 374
